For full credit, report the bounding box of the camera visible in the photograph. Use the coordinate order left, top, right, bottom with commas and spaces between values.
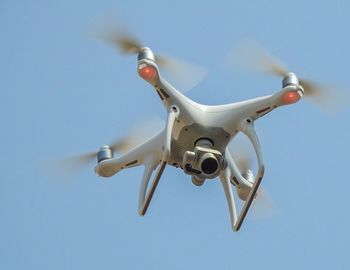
182, 139, 225, 179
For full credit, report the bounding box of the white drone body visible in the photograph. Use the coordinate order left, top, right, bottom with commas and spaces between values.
94, 47, 304, 231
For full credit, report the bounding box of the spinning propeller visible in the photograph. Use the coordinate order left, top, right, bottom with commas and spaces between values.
44, 119, 164, 178
92, 17, 207, 92
228, 142, 277, 218
231, 41, 346, 108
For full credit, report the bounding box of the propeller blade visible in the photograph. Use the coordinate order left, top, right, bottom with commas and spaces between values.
115, 35, 143, 54
59, 151, 97, 168
109, 116, 165, 153
250, 186, 278, 219
92, 16, 207, 92
299, 78, 334, 102
91, 15, 143, 55
229, 40, 288, 77
156, 54, 208, 92
235, 153, 251, 173
228, 135, 255, 174
42, 117, 165, 179
38, 152, 97, 181
228, 139, 277, 218
230, 40, 348, 109
97, 28, 143, 55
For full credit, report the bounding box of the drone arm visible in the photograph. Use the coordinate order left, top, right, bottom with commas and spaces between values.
138, 106, 179, 215
95, 131, 164, 178
211, 85, 304, 134
247, 85, 303, 121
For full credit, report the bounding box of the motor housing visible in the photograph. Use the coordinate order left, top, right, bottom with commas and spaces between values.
282, 72, 299, 87
97, 145, 113, 163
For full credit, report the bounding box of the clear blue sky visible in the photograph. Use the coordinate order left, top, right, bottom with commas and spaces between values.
1, 0, 350, 269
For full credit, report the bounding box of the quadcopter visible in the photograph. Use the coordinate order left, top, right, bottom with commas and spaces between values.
71, 23, 336, 231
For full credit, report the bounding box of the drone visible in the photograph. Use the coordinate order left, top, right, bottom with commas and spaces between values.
70, 23, 337, 231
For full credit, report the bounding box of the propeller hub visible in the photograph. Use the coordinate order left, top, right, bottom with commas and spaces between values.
282, 72, 299, 88
97, 145, 113, 163
242, 169, 254, 184
137, 47, 155, 62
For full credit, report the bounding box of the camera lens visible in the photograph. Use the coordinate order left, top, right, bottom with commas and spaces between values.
201, 156, 219, 174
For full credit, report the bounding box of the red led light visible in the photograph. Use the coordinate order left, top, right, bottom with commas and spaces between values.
139, 66, 157, 81
282, 91, 301, 104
